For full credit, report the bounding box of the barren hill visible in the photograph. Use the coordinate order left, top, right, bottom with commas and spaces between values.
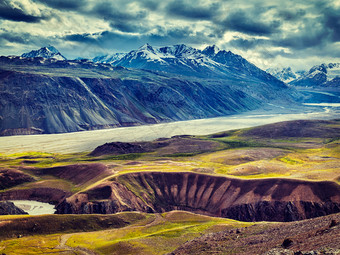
56, 171, 340, 222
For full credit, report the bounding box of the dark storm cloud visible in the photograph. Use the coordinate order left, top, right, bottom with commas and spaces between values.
63, 25, 212, 53
110, 22, 144, 33
140, 0, 160, 11
34, 0, 85, 11
0, 0, 47, 22
259, 49, 293, 59
0, 31, 28, 44
276, 9, 306, 21
221, 10, 281, 36
271, 2, 339, 51
165, 0, 220, 20
228, 38, 269, 50
64, 33, 98, 44
322, 5, 340, 42
91, 1, 147, 22
0, 29, 52, 47
274, 28, 329, 50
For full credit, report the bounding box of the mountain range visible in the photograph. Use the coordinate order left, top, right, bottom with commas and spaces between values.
93, 44, 282, 85
21, 46, 67, 61
267, 63, 340, 87
0, 44, 297, 135
266, 67, 303, 83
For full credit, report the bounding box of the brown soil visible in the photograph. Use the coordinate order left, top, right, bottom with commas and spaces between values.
0, 168, 34, 189
0, 188, 71, 204
32, 163, 112, 186
169, 212, 340, 255
207, 148, 289, 165
89, 136, 220, 157
242, 119, 340, 139
56, 172, 340, 222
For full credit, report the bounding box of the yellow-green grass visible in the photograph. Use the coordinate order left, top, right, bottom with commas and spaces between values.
65, 211, 253, 255
0, 211, 254, 255
0, 150, 105, 168
0, 212, 149, 240
1, 130, 339, 196
0, 234, 65, 255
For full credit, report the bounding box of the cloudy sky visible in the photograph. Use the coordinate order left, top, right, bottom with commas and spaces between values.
0, 0, 339, 70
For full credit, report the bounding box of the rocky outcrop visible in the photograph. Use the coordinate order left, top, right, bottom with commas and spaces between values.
0, 201, 28, 215
222, 201, 340, 222
56, 172, 340, 222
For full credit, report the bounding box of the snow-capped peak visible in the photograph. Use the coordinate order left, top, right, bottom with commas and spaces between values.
21, 46, 66, 60
266, 67, 299, 83
202, 45, 220, 56
308, 63, 340, 81
138, 43, 156, 53
289, 62, 340, 87
45, 45, 59, 54
92, 53, 125, 63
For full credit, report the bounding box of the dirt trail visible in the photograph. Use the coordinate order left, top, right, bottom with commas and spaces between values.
54, 214, 162, 255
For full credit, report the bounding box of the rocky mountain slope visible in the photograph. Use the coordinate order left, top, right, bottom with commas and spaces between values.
266, 67, 301, 83
0, 52, 297, 135
21, 46, 66, 60
95, 44, 285, 85
92, 53, 125, 63
289, 63, 340, 87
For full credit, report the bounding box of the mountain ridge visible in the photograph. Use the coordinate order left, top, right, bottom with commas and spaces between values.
21, 46, 67, 60
0, 44, 298, 136
267, 63, 340, 87
289, 63, 340, 87
93, 44, 286, 88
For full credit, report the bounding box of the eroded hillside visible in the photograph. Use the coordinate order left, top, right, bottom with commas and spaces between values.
0, 119, 339, 254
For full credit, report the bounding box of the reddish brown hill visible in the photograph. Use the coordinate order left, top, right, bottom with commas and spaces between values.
56, 172, 340, 222
0, 168, 34, 190
89, 137, 220, 157
242, 119, 340, 138
0, 188, 70, 204
32, 163, 111, 186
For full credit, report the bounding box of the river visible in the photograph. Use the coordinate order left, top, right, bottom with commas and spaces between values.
0, 103, 339, 154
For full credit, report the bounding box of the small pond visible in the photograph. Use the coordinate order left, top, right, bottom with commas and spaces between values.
10, 200, 56, 215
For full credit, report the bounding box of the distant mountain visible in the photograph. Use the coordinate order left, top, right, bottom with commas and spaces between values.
266, 67, 300, 83
289, 63, 340, 87
21, 46, 66, 60
0, 55, 297, 136
93, 44, 284, 88
92, 53, 125, 63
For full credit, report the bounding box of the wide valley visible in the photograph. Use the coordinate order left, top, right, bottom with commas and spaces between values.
1, 103, 339, 154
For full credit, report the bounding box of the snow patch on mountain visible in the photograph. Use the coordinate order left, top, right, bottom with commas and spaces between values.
21, 46, 66, 60
92, 53, 125, 63
289, 63, 340, 87
266, 67, 300, 83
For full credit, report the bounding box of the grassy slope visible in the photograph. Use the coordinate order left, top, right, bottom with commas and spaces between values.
0, 211, 252, 255
0, 119, 339, 254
